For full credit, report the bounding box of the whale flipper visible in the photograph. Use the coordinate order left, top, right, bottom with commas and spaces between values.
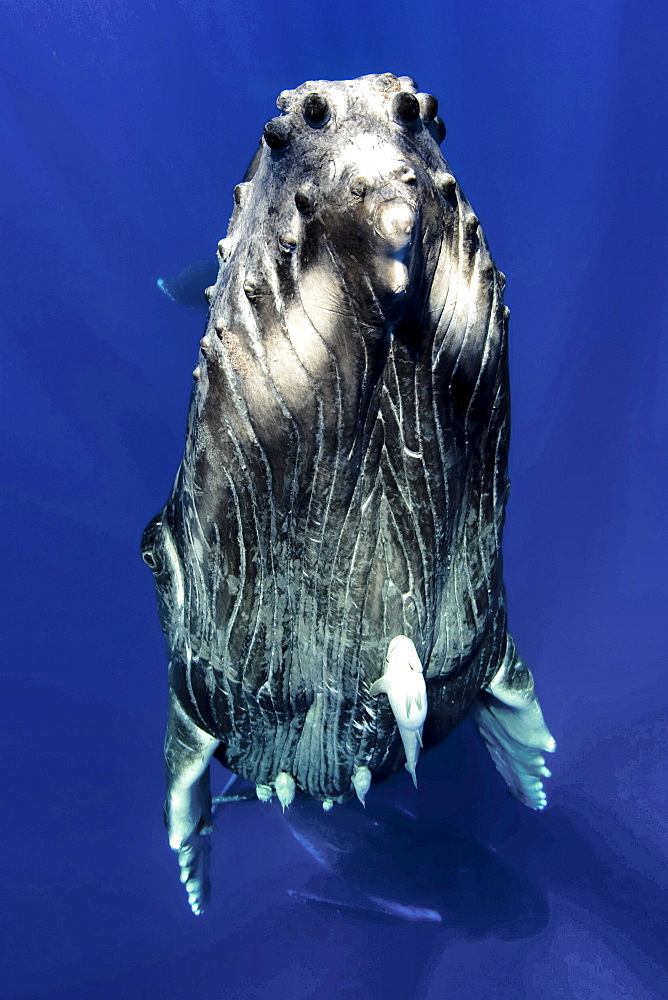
163, 692, 220, 914
469, 635, 556, 810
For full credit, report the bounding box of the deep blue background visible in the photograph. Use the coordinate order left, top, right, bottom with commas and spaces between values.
2, 2, 666, 997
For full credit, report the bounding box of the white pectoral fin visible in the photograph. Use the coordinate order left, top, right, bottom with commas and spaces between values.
163, 692, 220, 915
470, 635, 556, 811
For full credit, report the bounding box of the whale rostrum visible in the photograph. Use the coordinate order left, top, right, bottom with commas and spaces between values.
142, 73, 555, 914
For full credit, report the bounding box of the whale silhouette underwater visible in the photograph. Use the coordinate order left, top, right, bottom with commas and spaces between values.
144, 73, 555, 915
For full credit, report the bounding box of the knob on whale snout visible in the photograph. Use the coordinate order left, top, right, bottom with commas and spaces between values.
374, 199, 415, 250
263, 117, 292, 149
302, 93, 330, 127
393, 91, 420, 123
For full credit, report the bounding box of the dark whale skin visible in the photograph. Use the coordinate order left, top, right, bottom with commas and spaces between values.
142, 74, 555, 914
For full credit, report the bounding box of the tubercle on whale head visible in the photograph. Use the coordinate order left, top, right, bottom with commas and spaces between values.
217, 76, 453, 318
211, 82, 454, 361
253, 77, 446, 216
216, 75, 449, 279
197, 80, 463, 407
266, 74, 445, 154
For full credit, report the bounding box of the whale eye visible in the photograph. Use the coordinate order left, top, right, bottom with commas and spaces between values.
393, 92, 420, 123
263, 116, 292, 149
141, 516, 163, 572
302, 93, 330, 127
141, 544, 163, 572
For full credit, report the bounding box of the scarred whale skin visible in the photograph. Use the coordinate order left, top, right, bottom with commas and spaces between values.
142, 73, 555, 914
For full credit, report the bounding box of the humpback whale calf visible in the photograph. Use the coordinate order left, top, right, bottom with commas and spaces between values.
142, 73, 555, 915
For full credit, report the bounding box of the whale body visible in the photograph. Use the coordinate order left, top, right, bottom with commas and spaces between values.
142, 73, 555, 914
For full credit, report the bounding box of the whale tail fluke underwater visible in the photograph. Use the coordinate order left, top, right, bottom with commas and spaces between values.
142, 73, 555, 915
157, 259, 218, 312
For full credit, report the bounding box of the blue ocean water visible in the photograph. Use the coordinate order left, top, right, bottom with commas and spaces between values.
1, 1, 667, 997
